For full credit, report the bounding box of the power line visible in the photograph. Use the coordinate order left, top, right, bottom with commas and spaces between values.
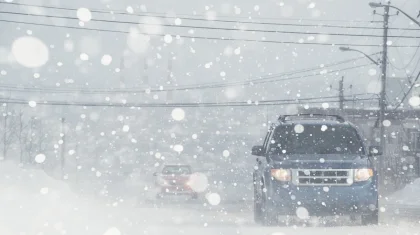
0, 63, 373, 94
170, 54, 373, 88
1, 19, 418, 48
0, 55, 371, 91
1, 1, 420, 31
393, 70, 420, 110
0, 94, 371, 103
0, 96, 376, 108
389, 53, 420, 106
388, 40, 420, 70
2, 11, 420, 39
0, 2, 391, 28
392, 51, 420, 109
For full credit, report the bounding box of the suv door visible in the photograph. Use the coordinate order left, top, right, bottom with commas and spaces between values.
254, 124, 275, 201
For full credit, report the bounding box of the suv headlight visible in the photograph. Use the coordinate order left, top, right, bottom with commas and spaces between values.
354, 169, 374, 182
271, 169, 291, 182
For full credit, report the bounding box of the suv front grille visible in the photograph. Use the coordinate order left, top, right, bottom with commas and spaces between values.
292, 169, 353, 186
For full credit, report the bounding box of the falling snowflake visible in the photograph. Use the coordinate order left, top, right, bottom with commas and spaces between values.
12, 36, 49, 68
35, 154, 46, 163
174, 18, 182, 25
409, 96, 420, 107
173, 144, 184, 153
294, 124, 304, 133
126, 6, 134, 14
171, 108, 185, 121
188, 172, 209, 192
368, 68, 377, 76
28, 101, 37, 108
80, 53, 89, 61
101, 54, 112, 66
207, 193, 221, 205
40, 187, 49, 195
296, 207, 309, 219
76, 8, 92, 22
383, 120, 391, 127
164, 34, 173, 43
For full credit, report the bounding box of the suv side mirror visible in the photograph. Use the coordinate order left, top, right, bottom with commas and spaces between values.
252, 145, 264, 156
368, 146, 382, 157
153, 172, 158, 176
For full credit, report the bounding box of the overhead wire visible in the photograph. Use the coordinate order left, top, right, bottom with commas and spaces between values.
393, 70, 420, 110
0, 95, 377, 108
0, 2, 393, 28
1, 11, 420, 39
387, 41, 420, 71
0, 63, 374, 94
2, 1, 420, 31
2, 19, 419, 48
2, 19, 414, 48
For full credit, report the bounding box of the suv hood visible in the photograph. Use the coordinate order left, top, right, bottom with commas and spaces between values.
271, 154, 370, 169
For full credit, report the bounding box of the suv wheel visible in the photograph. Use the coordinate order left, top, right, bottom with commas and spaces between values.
361, 209, 379, 226
261, 196, 277, 226
253, 188, 262, 223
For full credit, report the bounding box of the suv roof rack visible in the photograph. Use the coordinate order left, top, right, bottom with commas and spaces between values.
278, 114, 346, 123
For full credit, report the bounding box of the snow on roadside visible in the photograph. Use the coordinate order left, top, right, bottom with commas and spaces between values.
388, 178, 420, 206
0, 161, 111, 235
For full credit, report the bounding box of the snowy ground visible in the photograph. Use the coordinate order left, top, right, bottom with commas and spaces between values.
388, 178, 420, 206
1, 162, 420, 235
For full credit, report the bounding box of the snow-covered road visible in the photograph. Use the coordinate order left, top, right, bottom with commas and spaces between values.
2, 192, 420, 235
85, 203, 420, 235
2, 162, 420, 235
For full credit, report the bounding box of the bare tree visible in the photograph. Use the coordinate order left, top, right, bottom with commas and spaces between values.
36, 119, 47, 155
15, 108, 28, 164
1, 105, 17, 160
25, 117, 36, 164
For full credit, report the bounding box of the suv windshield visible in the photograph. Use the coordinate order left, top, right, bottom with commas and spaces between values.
162, 166, 192, 175
270, 124, 365, 155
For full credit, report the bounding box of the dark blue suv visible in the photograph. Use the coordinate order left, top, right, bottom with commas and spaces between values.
252, 114, 380, 226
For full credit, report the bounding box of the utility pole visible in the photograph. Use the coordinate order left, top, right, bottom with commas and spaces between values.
379, 2, 390, 175
60, 118, 66, 179
339, 76, 344, 110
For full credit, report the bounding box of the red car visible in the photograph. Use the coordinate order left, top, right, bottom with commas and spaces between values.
154, 164, 198, 199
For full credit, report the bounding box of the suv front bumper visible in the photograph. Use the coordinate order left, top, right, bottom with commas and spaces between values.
267, 180, 378, 216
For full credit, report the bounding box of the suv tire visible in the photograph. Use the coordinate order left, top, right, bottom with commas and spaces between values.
361, 209, 379, 226
253, 188, 262, 223
261, 196, 277, 226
